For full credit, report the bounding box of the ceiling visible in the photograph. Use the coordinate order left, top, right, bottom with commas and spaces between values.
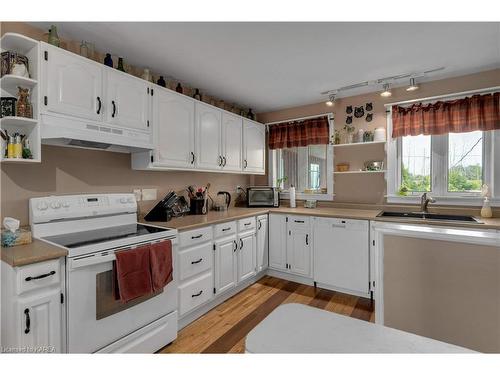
30, 22, 500, 112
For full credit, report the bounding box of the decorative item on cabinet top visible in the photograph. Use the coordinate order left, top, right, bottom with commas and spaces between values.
1, 51, 30, 78
16, 87, 33, 119
103, 53, 113, 67
47, 25, 60, 47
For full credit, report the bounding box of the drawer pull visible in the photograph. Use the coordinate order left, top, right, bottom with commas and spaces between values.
244, 222, 251, 226
233, 240, 237, 252
191, 234, 203, 239
239, 238, 243, 249
25, 270, 56, 282
192, 290, 203, 298
258, 220, 262, 230
191, 258, 203, 265
222, 227, 231, 232
306, 234, 309, 245
24, 308, 30, 334
294, 220, 305, 223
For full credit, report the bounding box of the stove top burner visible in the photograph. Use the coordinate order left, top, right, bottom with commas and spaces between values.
43, 223, 169, 249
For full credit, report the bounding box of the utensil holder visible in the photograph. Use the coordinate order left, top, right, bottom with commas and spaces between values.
190, 197, 208, 215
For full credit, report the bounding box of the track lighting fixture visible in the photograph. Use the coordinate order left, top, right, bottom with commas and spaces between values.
406, 77, 419, 91
380, 83, 392, 97
325, 93, 336, 106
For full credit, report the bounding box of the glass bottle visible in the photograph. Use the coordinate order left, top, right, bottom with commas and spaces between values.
157, 76, 166, 87
117, 57, 125, 72
48, 25, 60, 47
176, 83, 183, 94
104, 53, 113, 67
193, 88, 202, 101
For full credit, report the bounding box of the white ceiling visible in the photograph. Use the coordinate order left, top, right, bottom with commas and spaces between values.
30, 22, 500, 112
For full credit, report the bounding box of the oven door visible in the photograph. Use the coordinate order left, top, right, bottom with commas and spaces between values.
247, 188, 276, 207
66, 239, 177, 353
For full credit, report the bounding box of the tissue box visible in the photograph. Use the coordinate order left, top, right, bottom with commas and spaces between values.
1, 227, 32, 247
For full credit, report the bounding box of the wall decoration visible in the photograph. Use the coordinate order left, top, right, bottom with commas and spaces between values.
346, 105, 353, 114
103, 53, 113, 67
346, 115, 352, 124
1, 97, 17, 118
366, 113, 373, 122
354, 106, 364, 118
365, 102, 373, 111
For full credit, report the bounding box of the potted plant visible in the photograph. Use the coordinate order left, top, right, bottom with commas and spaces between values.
276, 176, 288, 191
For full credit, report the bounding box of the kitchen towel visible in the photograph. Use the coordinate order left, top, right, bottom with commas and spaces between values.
114, 245, 153, 303
149, 240, 173, 292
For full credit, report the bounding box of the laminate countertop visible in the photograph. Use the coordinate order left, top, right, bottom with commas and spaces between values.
1, 239, 67, 267
142, 206, 500, 231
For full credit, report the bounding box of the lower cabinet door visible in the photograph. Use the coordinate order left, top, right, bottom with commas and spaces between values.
287, 227, 311, 277
214, 237, 238, 295
238, 233, 256, 282
269, 214, 287, 271
17, 288, 62, 353
179, 273, 213, 316
256, 216, 268, 272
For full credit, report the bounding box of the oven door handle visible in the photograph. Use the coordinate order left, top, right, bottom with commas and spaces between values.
69, 253, 117, 270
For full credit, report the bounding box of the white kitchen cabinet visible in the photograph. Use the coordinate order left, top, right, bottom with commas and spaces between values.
256, 215, 269, 272
237, 232, 256, 282
105, 69, 150, 131
214, 236, 238, 295
17, 288, 62, 353
195, 102, 222, 170
313, 217, 369, 295
42, 43, 103, 122
1, 258, 64, 353
269, 214, 287, 271
153, 88, 195, 168
222, 112, 243, 171
286, 216, 312, 277
243, 119, 266, 174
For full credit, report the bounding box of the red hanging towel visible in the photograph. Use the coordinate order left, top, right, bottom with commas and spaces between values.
114, 245, 153, 303
149, 240, 173, 292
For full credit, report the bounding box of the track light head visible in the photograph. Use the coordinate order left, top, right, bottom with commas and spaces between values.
380, 83, 392, 97
406, 77, 419, 91
325, 93, 336, 106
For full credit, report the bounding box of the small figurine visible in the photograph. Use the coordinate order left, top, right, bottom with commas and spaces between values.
16, 87, 32, 119
176, 83, 183, 94
47, 25, 60, 47
157, 76, 166, 87
104, 53, 113, 67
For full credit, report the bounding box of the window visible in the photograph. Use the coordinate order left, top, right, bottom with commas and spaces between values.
388, 127, 498, 205
401, 135, 432, 194
276, 144, 328, 193
448, 131, 483, 193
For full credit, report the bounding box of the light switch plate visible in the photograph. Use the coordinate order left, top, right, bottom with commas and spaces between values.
133, 189, 142, 201
142, 188, 157, 201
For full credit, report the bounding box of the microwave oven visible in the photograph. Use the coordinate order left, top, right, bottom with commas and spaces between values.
247, 187, 280, 207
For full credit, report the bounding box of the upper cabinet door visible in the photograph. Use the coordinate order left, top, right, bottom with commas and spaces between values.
43, 44, 103, 122
222, 112, 243, 171
243, 119, 266, 174
154, 88, 195, 168
106, 69, 150, 131
195, 102, 222, 170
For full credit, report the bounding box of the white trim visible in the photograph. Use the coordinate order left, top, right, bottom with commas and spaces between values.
384, 86, 500, 107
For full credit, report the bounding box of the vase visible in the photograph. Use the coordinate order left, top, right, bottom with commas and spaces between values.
176, 83, 183, 94
117, 57, 125, 72
141, 68, 152, 81
104, 53, 113, 67
48, 25, 60, 47
247, 108, 255, 120
193, 88, 202, 101
157, 76, 166, 87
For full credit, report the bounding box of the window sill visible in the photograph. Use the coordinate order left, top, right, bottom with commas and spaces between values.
280, 192, 335, 201
386, 195, 500, 207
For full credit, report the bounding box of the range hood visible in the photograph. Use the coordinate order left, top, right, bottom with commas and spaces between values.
40, 113, 154, 153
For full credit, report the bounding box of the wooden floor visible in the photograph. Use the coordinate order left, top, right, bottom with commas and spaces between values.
159, 276, 375, 353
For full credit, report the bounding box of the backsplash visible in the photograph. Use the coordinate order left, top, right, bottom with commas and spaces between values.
1, 145, 252, 225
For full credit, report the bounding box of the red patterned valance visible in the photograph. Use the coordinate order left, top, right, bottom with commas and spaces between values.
392, 92, 500, 138
268, 116, 329, 150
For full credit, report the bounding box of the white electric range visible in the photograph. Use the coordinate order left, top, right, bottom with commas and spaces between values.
29, 193, 178, 353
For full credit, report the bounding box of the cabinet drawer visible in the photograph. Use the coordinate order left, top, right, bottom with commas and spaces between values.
178, 242, 213, 281
238, 217, 256, 232
214, 221, 237, 238
17, 259, 61, 295
179, 273, 213, 316
288, 215, 311, 229
179, 226, 213, 248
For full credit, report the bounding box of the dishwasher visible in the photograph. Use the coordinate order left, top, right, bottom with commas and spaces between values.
313, 217, 370, 297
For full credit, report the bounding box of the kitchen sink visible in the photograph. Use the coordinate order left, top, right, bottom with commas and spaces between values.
377, 211, 483, 223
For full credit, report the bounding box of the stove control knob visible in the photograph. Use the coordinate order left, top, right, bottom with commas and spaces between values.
50, 201, 61, 209
37, 201, 48, 211
127, 197, 135, 203
62, 201, 70, 208
119, 197, 128, 204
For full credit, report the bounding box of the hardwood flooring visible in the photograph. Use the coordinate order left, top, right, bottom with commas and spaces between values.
159, 276, 375, 354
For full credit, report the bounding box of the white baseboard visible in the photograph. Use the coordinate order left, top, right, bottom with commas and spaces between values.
265, 268, 314, 286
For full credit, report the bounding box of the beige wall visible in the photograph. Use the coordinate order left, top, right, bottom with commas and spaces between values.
258, 69, 500, 204
383, 235, 500, 353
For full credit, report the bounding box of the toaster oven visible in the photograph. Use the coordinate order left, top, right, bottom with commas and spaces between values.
247, 187, 280, 207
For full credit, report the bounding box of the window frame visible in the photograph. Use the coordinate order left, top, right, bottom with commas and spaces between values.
267, 114, 335, 201
387, 106, 499, 206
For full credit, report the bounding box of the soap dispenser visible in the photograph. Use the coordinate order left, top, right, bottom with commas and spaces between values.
480, 184, 493, 218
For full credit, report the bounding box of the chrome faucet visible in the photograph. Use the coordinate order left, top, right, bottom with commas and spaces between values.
420, 192, 436, 214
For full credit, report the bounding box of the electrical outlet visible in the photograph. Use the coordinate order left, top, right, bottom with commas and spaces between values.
133, 189, 142, 201
142, 188, 157, 201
